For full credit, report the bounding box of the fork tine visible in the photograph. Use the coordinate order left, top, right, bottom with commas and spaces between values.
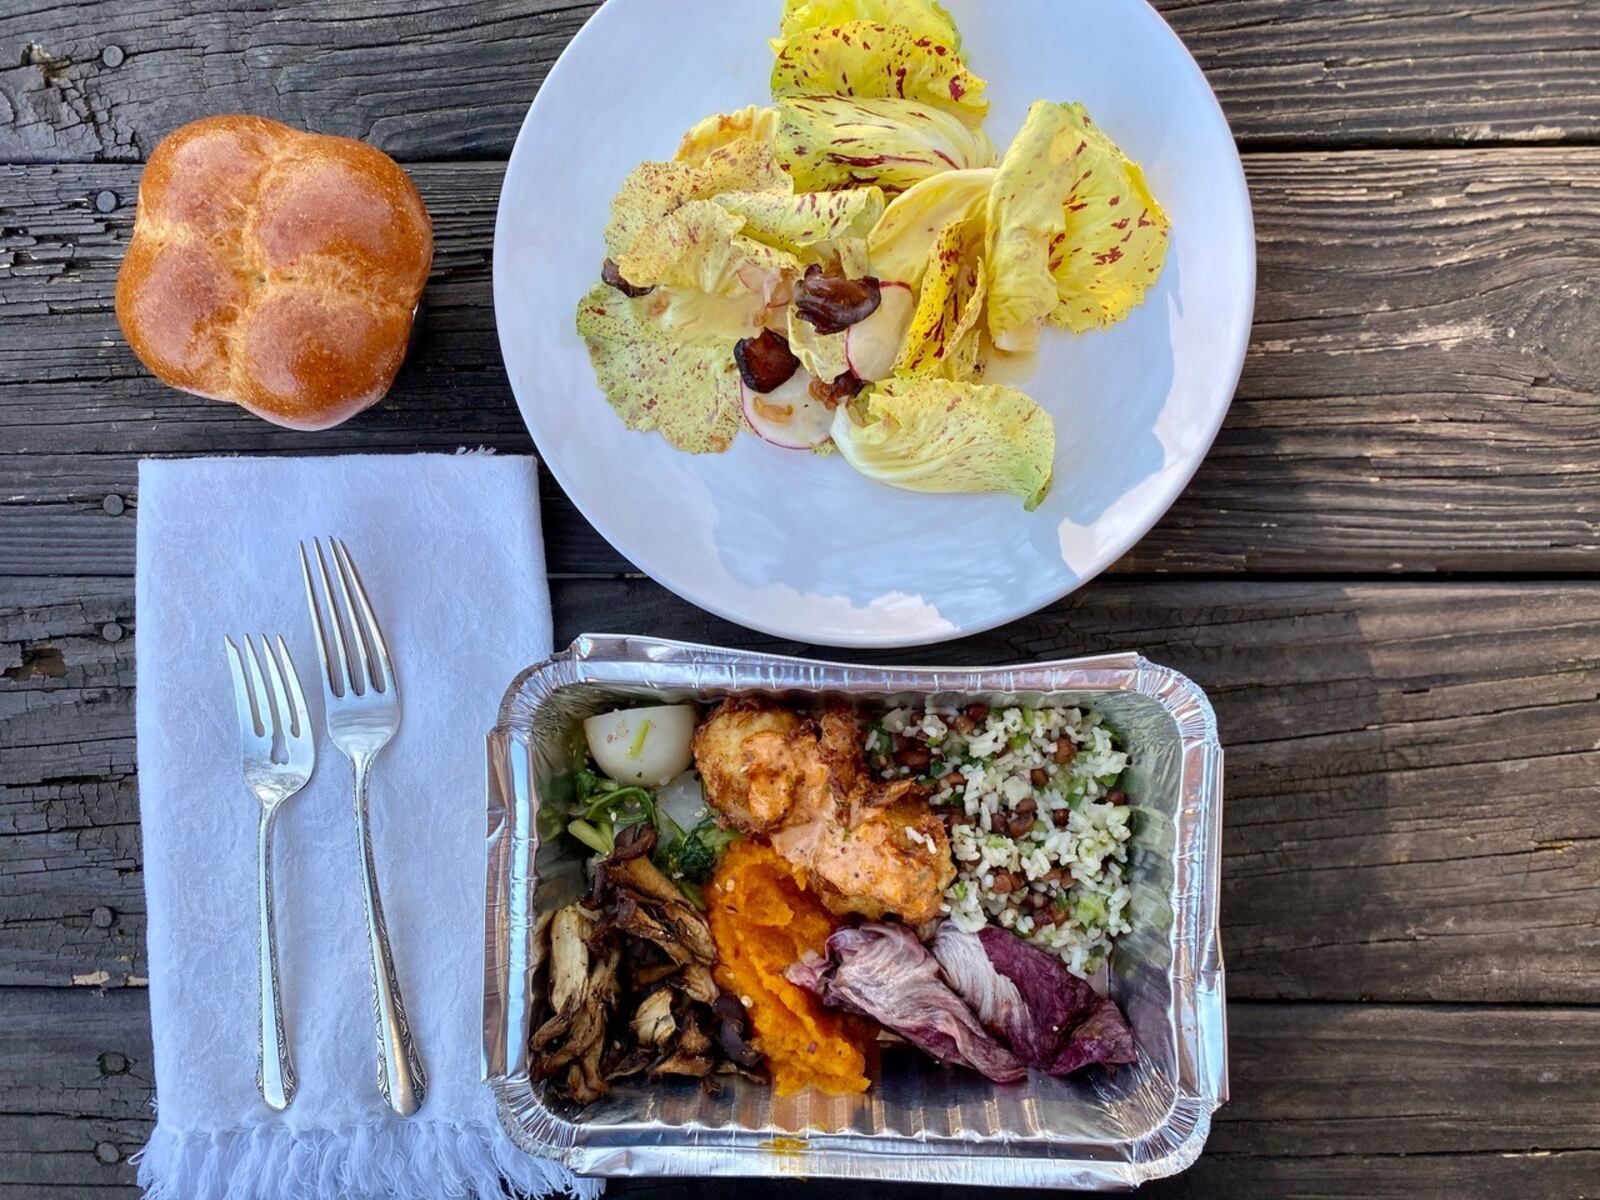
275, 635, 311, 743
326, 535, 377, 696
240, 633, 279, 740
301, 538, 356, 697
318, 535, 365, 695
298, 541, 335, 695
224, 635, 267, 743
331, 537, 392, 694
257, 632, 294, 739
274, 636, 316, 777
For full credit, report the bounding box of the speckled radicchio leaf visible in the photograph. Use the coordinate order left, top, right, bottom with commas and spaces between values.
787, 922, 1025, 1083
977, 925, 1137, 1073
934, 923, 1137, 1075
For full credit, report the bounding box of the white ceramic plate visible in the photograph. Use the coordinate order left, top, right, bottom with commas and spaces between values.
494, 0, 1254, 648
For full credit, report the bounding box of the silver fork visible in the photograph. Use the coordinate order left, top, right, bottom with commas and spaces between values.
299, 536, 427, 1116
224, 634, 315, 1113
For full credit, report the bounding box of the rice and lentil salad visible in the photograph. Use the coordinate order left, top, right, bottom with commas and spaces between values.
868, 701, 1134, 979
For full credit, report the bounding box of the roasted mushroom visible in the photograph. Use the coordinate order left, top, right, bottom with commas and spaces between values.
602, 1042, 655, 1083
630, 989, 677, 1048
599, 853, 717, 965
734, 329, 802, 393
672, 962, 720, 1006
601, 257, 654, 299
651, 1009, 716, 1080
610, 820, 658, 861
536, 803, 769, 1105
810, 370, 866, 408
545, 905, 596, 1023
533, 906, 621, 1105
713, 993, 765, 1070
792, 264, 882, 335
631, 959, 683, 989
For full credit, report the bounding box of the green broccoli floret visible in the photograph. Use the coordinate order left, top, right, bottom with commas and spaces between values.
663, 818, 739, 884
574, 767, 607, 802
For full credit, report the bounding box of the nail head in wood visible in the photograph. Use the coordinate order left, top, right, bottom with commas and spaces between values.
102, 494, 124, 515
94, 190, 118, 213
91, 905, 114, 928
98, 1051, 130, 1076
100, 45, 125, 68
101, 622, 124, 642
94, 1141, 120, 1164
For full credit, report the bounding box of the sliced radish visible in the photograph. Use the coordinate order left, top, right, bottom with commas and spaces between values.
741, 372, 834, 450
845, 281, 916, 382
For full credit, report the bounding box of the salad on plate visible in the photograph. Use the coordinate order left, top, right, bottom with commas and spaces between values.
575, 0, 1170, 510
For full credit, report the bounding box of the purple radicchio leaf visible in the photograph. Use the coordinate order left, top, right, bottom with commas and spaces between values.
785, 922, 1025, 1083
975, 924, 1137, 1074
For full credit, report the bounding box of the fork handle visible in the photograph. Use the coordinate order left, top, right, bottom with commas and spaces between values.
351, 757, 427, 1116
256, 811, 297, 1111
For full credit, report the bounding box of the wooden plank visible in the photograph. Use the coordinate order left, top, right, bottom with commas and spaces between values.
4, 149, 1600, 578
1, 0, 1597, 163
628, 1151, 1600, 1199
1208, 1004, 1600, 1158
0, 578, 142, 989
5, 575, 1599, 1001
1159, 0, 1600, 149
1, 988, 1594, 1198
0, 988, 150, 1195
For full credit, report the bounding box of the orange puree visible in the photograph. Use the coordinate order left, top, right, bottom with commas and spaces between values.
707, 841, 871, 1096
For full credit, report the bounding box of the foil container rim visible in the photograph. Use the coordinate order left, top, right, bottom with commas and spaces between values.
483, 634, 1227, 1189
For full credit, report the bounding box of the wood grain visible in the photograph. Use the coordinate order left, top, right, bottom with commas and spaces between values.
6, 575, 1598, 1001
5, 149, 1600, 578
0, 578, 141, 991
0, 988, 151, 1196
2, 1, 1597, 164
2, 987, 1594, 1198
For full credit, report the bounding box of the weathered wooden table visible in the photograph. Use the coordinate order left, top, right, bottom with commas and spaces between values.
3, 2, 1599, 1196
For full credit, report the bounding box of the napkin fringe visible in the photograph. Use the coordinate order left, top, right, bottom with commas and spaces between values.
135, 1117, 602, 1200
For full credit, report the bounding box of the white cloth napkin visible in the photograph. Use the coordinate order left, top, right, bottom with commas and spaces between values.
133, 454, 594, 1200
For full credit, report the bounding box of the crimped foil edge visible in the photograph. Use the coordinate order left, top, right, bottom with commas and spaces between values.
484, 635, 1227, 1188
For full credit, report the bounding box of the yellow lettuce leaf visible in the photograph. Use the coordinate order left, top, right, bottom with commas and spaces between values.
604, 160, 717, 263
893, 213, 987, 382
775, 96, 996, 192
986, 100, 1169, 350
868, 166, 994, 286
605, 134, 789, 263
787, 303, 853, 382
713, 186, 886, 257
771, 20, 987, 125
1046, 103, 1171, 333
676, 106, 781, 166
835, 235, 874, 278
616, 200, 799, 300
575, 282, 747, 454
984, 101, 1079, 352
774, 0, 961, 49
831, 378, 1054, 508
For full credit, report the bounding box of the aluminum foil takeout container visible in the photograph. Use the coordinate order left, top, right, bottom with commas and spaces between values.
484, 635, 1226, 1189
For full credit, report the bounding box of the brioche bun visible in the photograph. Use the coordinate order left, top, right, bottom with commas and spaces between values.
115, 115, 432, 430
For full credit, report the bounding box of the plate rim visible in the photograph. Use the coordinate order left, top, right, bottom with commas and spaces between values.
492, 0, 1256, 649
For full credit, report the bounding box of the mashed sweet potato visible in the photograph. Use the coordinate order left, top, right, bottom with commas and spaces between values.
707, 841, 872, 1095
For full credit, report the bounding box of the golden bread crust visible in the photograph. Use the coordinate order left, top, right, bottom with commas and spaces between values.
115, 115, 432, 430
